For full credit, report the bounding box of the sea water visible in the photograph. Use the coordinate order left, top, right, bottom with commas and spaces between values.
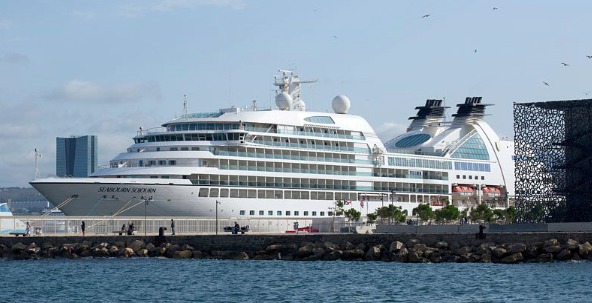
1, 258, 590, 302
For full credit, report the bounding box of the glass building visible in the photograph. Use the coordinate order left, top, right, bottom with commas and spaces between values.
56, 135, 98, 177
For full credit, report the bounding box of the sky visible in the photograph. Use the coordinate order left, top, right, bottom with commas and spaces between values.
1, 0, 591, 187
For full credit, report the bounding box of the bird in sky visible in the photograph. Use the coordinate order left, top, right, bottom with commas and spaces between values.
493, 7, 499, 10
543, 81, 550, 86
421, 14, 430, 18
587, 55, 592, 59
561, 62, 569, 66
474, 49, 477, 53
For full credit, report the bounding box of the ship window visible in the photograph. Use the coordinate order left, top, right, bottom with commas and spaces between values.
220, 188, 229, 197
394, 134, 431, 148
168, 160, 176, 165
312, 211, 317, 216
268, 210, 273, 216
259, 210, 264, 215
198, 188, 209, 197
249, 210, 254, 215
210, 188, 219, 197
294, 211, 299, 216
320, 211, 325, 216
277, 211, 282, 216
158, 160, 166, 165
240, 210, 245, 215
286, 211, 291, 216
451, 133, 490, 160
481, 176, 485, 180
303, 211, 309, 216
170, 147, 178, 151
304, 116, 335, 124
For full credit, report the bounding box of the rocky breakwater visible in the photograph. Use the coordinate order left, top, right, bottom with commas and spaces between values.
1, 235, 592, 263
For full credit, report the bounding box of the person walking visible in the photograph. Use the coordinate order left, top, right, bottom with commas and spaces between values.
478, 222, 486, 240
171, 219, 176, 235
25, 222, 31, 236
81, 221, 86, 236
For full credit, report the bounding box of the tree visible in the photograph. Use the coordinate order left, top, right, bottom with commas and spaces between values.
492, 209, 505, 222
434, 203, 460, 223
344, 208, 361, 222
470, 203, 493, 222
376, 204, 407, 224
505, 206, 516, 223
366, 213, 378, 224
412, 204, 435, 224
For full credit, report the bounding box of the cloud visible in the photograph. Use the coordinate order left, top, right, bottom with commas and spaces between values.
45, 80, 161, 103
0, 52, 30, 64
119, 0, 245, 17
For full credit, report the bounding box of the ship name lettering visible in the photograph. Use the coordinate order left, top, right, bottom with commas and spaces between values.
98, 187, 156, 193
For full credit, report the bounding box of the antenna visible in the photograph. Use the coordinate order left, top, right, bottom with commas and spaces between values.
34, 148, 42, 180
183, 95, 188, 118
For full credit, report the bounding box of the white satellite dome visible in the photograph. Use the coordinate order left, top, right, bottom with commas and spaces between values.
293, 99, 306, 111
332, 95, 351, 114
275, 92, 292, 110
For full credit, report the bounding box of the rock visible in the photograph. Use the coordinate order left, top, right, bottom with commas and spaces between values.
435, 241, 449, 250
480, 253, 492, 263
11, 242, 26, 254
322, 250, 343, 261
298, 243, 315, 257
394, 248, 409, 262
389, 241, 405, 252
455, 246, 471, 255
129, 240, 145, 252
507, 243, 526, 254
474, 243, 490, 255
365, 245, 382, 261
413, 243, 427, 252
543, 245, 562, 254
556, 249, 572, 261
544, 239, 559, 247
136, 249, 148, 257
341, 249, 365, 260
492, 247, 508, 258
91, 247, 110, 258
323, 242, 339, 252
408, 251, 427, 263
119, 247, 134, 258
406, 239, 421, 248
565, 239, 579, 250
500, 253, 523, 264
173, 250, 193, 259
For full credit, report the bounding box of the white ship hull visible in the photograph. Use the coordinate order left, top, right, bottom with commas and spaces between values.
31, 178, 400, 217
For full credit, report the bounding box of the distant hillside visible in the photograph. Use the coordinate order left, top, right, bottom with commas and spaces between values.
0, 187, 46, 202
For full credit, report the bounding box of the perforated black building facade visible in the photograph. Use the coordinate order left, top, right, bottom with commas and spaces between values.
514, 99, 592, 222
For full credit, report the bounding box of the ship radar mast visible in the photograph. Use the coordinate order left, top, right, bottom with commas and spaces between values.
183, 94, 188, 118
274, 70, 317, 111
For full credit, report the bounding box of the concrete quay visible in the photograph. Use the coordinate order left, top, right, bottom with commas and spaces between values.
2, 232, 592, 263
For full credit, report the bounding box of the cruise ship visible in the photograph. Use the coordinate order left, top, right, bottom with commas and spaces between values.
30, 71, 515, 218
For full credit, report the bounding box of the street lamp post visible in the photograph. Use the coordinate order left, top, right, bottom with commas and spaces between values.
144, 198, 151, 236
